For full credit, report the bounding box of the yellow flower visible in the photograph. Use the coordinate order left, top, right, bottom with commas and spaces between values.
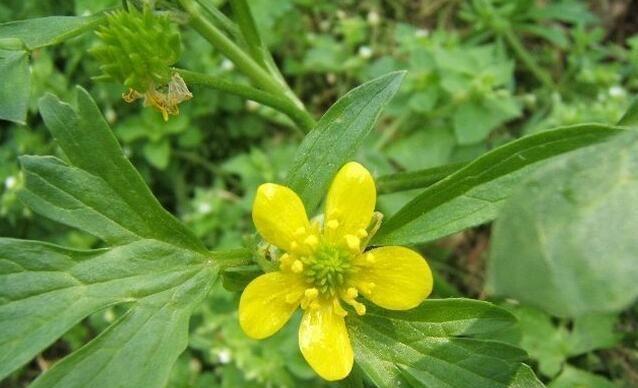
239, 162, 433, 381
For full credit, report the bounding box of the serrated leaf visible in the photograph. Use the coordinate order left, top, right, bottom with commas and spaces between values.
286, 71, 405, 212
0, 49, 29, 124
33, 88, 205, 253
487, 132, 638, 317
0, 89, 220, 386
0, 15, 103, 50
348, 299, 538, 387
373, 124, 624, 246
0, 238, 215, 382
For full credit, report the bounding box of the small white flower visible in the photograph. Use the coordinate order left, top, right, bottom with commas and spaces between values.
4, 176, 17, 190
358, 46, 373, 59
326, 73, 337, 85
217, 348, 232, 364
415, 29, 429, 38
609, 86, 626, 98
367, 11, 380, 26
197, 202, 212, 214
221, 59, 235, 71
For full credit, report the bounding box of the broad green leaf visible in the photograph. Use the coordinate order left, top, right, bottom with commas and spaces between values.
0, 15, 103, 50
0, 238, 215, 383
373, 124, 624, 246
286, 71, 405, 212
347, 299, 539, 387
487, 132, 638, 317
0, 49, 29, 124
0, 89, 223, 386
32, 88, 205, 253
549, 366, 615, 388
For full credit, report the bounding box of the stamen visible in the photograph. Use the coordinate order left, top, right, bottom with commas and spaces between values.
357, 228, 368, 238
332, 298, 348, 317
344, 235, 360, 252
304, 288, 319, 299
365, 252, 375, 264
346, 287, 358, 299
291, 260, 304, 273
304, 235, 319, 249
326, 219, 339, 230
285, 291, 302, 304
293, 227, 306, 237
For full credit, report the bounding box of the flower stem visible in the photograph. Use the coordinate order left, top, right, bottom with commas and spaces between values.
501, 27, 555, 89
210, 248, 253, 269
229, 0, 267, 69
177, 0, 315, 133
175, 68, 313, 133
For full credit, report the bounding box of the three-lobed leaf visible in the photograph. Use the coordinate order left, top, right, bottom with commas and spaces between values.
0, 89, 216, 386
373, 124, 624, 246
487, 131, 638, 318
347, 299, 541, 387
286, 71, 405, 213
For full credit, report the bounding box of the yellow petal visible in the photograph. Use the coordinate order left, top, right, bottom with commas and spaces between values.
299, 299, 354, 381
239, 271, 305, 339
252, 183, 310, 251
352, 246, 433, 310
324, 162, 376, 243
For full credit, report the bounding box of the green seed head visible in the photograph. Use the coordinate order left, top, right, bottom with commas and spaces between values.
303, 244, 354, 296
91, 7, 182, 92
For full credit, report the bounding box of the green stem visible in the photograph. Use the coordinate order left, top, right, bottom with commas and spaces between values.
210, 248, 253, 269
177, 0, 315, 133
230, 0, 267, 69
502, 27, 555, 89
376, 162, 467, 194
175, 68, 313, 133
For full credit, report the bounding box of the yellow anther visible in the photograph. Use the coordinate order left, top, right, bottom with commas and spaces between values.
346, 287, 358, 299
304, 288, 319, 299
293, 227, 306, 237
365, 252, 376, 264
357, 228, 368, 238
304, 235, 319, 248
358, 282, 376, 295
290, 241, 299, 251
344, 235, 360, 252
333, 299, 348, 317
291, 260, 304, 273
326, 219, 339, 230
353, 302, 366, 316
309, 301, 321, 310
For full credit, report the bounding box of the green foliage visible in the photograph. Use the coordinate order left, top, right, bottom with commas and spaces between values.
348, 299, 541, 387
286, 71, 405, 213
1, 0, 637, 386
373, 124, 623, 246
488, 132, 638, 317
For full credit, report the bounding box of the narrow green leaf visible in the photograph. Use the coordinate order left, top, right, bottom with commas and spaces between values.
374, 124, 624, 246
286, 71, 405, 212
0, 49, 29, 124
0, 238, 214, 381
0, 15, 103, 50
34, 88, 205, 253
487, 132, 638, 317
376, 162, 466, 194
348, 299, 536, 387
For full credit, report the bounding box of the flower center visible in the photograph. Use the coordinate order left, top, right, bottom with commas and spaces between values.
303, 244, 353, 296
